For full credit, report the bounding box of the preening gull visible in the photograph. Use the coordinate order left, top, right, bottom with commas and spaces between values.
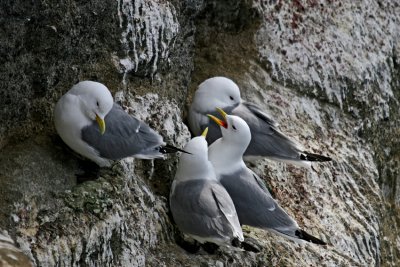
54, 81, 185, 167
170, 128, 244, 248
188, 76, 331, 166
207, 109, 326, 245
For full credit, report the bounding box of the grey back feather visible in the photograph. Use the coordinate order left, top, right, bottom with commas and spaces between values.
232, 102, 301, 160
170, 179, 240, 241
197, 101, 305, 161
81, 104, 163, 160
220, 167, 299, 235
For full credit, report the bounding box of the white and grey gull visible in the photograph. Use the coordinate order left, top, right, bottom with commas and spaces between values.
188, 76, 331, 166
54, 81, 186, 167
169, 128, 244, 248
207, 109, 327, 245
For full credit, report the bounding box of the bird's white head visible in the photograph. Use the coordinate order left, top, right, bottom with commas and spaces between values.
208, 108, 251, 153
69, 81, 113, 134
176, 128, 216, 181
180, 128, 209, 163
193, 77, 241, 113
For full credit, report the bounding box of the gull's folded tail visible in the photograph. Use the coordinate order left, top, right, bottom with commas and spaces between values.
300, 151, 332, 162
159, 144, 191, 155
295, 229, 327, 245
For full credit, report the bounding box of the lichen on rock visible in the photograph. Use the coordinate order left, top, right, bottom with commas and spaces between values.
1, 0, 400, 266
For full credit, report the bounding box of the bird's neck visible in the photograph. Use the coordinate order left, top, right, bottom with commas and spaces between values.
175, 156, 216, 182
208, 138, 246, 176
57, 94, 92, 129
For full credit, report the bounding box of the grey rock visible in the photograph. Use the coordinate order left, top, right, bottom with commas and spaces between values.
0, 231, 33, 267
0, 0, 399, 266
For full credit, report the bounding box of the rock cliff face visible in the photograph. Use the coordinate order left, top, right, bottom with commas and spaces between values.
0, 0, 399, 266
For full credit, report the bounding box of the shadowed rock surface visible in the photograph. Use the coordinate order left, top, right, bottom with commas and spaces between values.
0, 0, 399, 266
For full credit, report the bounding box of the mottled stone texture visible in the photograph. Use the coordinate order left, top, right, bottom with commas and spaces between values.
0, 232, 33, 267
0, 0, 399, 266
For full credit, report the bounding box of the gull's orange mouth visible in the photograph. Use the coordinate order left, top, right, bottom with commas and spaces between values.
207, 107, 228, 129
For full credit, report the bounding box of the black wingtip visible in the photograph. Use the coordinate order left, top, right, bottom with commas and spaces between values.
295, 230, 327, 245
159, 144, 192, 155
300, 151, 332, 162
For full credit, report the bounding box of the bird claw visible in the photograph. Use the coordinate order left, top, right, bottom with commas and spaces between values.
240, 237, 262, 253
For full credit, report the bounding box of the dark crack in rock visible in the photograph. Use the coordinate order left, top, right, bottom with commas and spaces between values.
1, 0, 400, 266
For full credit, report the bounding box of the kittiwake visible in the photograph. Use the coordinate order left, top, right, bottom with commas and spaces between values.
54, 81, 185, 167
207, 109, 326, 245
188, 76, 331, 166
170, 128, 244, 248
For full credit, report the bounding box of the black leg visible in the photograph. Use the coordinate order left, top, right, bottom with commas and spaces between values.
231, 237, 241, 248
241, 237, 262, 253
175, 234, 201, 254
76, 160, 100, 183
202, 242, 220, 254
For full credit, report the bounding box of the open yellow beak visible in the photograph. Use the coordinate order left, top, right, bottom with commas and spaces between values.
207, 107, 228, 128
216, 107, 227, 119
201, 127, 209, 137
95, 114, 106, 135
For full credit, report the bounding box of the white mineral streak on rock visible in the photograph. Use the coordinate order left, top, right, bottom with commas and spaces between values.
240, 64, 382, 265
2, 0, 399, 266
116, 0, 180, 83
255, 1, 399, 120
19, 165, 173, 267
9, 92, 190, 266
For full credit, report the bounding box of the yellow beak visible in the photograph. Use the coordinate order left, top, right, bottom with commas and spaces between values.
201, 127, 209, 137
95, 114, 106, 135
207, 107, 228, 129
216, 107, 227, 119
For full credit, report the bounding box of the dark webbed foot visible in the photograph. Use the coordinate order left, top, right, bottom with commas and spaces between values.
241, 237, 262, 253
202, 242, 220, 254
231, 237, 241, 248
174, 234, 201, 254
76, 160, 100, 183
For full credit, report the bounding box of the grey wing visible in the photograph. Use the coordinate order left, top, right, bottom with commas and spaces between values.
241, 102, 278, 127
220, 168, 298, 234
188, 105, 206, 136
81, 104, 164, 160
210, 183, 243, 241
170, 180, 240, 241
232, 102, 301, 160
251, 171, 272, 196
188, 107, 221, 143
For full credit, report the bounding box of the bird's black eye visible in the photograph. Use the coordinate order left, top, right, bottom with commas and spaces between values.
96, 101, 99, 107
232, 125, 237, 130
229, 96, 234, 100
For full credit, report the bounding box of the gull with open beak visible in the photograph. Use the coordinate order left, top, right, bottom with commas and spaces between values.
54, 81, 185, 167
170, 128, 244, 248
207, 108, 326, 245
189, 77, 331, 166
